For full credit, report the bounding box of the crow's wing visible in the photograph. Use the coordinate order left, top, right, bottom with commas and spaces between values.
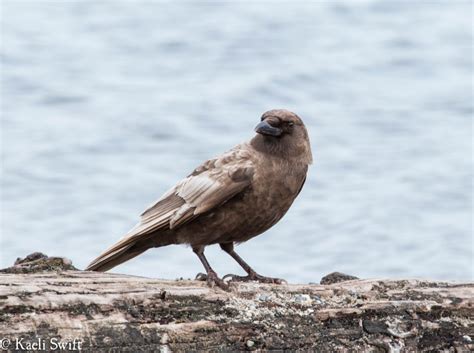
85, 146, 254, 271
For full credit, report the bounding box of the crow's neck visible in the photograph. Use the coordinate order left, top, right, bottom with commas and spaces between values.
250, 134, 312, 165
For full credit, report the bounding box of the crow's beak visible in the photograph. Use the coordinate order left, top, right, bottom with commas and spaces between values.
255, 120, 282, 137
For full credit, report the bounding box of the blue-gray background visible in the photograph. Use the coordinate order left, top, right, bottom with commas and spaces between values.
1, 1, 472, 283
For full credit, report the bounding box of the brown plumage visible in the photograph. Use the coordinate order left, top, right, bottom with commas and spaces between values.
86, 109, 313, 289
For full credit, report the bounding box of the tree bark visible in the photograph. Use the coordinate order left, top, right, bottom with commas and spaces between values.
0, 255, 472, 352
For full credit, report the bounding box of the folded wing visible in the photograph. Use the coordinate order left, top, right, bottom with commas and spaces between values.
85, 146, 254, 271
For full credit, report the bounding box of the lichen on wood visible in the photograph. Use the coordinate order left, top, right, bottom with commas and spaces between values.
0, 254, 472, 352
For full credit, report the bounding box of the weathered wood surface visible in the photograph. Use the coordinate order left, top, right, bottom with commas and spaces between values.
0, 255, 473, 352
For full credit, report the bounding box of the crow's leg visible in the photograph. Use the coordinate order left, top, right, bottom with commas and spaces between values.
220, 242, 286, 284
192, 245, 228, 290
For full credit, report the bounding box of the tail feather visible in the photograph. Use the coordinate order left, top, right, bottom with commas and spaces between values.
85, 229, 176, 272
85, 244, 144, 272
86, 230, 163, 272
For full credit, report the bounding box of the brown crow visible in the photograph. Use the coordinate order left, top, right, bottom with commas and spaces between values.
86, 109, 312, 289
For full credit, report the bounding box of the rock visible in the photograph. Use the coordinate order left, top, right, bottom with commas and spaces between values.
320, 271, 359, 284
14, 252, 48, 265
257, 293, 273, 302
0, 252, 77, 273
292, 293, 312, 305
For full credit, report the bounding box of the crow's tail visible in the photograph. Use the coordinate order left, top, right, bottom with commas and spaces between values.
85, 233, 172, 272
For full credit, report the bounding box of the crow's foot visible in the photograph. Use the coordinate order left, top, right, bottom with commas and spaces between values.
223, 271, 287, 284
195, 271, 229, 290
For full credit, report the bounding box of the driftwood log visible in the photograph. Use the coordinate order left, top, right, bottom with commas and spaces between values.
0, 253, 472, 352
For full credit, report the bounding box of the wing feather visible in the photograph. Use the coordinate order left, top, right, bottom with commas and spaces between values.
86, 144, 254, 271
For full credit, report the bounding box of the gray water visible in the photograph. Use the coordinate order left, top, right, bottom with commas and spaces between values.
1, 1, 472, 283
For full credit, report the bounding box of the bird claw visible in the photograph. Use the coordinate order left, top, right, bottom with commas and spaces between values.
195, 272, 229, 291
223, 273, 287, 285
195, 272, 208, 281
